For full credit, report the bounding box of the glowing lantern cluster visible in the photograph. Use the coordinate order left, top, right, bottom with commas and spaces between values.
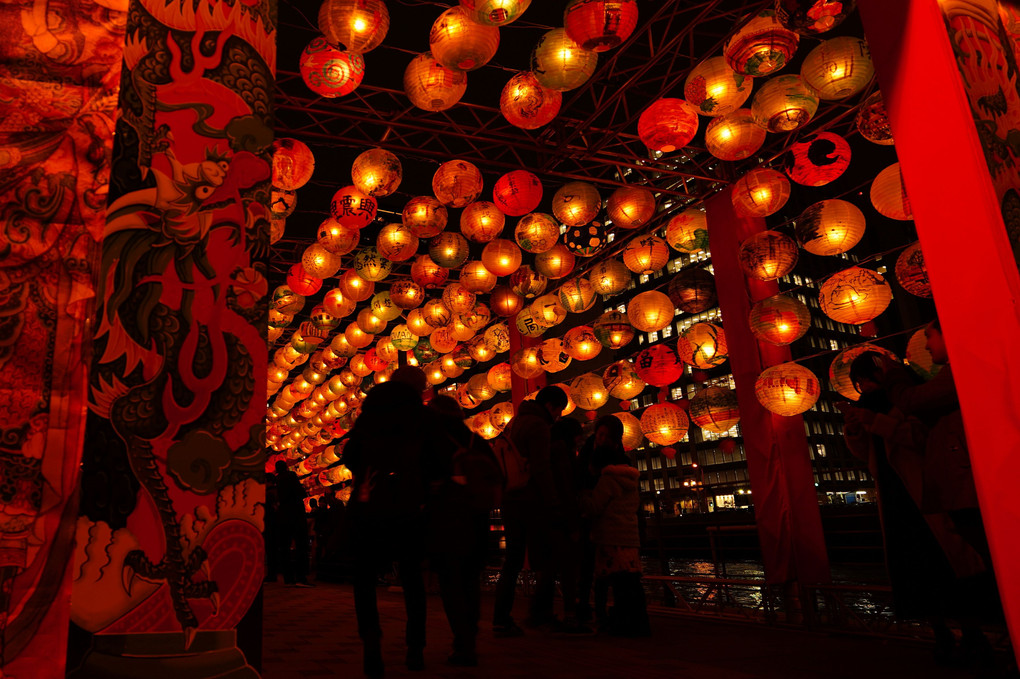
705, 109, 766, 161
794, 199, 866, 256
531, 28, 598, 92
460, 0, 530, 26
411, 254, 448, 288
755, 362, 820, 416
319, 0, 390, 54
515, 213, 560, 253
634, 344, 684, 387
856, 91, 894, 146
627, 291, 675, 333
434, 160, 484, 208
676, 322, 728, 368
461, 201, 506, 243
331, 185, 377, 229
570, 373, 609, 410
870, 163, 912, 220
724, 10, 800, 76
690, 386, 741, 434
637, 98, 700, 153
641, 403, 689, 446
301, 244, 342, 279
783, 132, 852, 187
552, 181, 601, 226
818, 267, 893, 325
589, 258, 631, 295
460, 260, 498, 293
563, 0, 639, 52
300, 37, 366, 98
430, 6, 500, 71
751, 75, 819, 133
607, 186, 656, 230
685, 57, 752, 117
430, 232, 471, 268
563, 325, 601, 361
404, 52, 468, 112
352, 148, 402, 197
558, 277, 597, 313
593, 310, 635, 349
732, 168, 791, 217
895, 242, 931, 298
738, 231, 799, 281
801, 36, 873, 100
603, 360, 645, 399
534, 244, 575, 279
665, 208, 709, 254
273, 138, 315, 191
749, 294, 811, 346
829, 343, 898, 400
493, 170, 543, 217
623, 235, 670, 274
500, 71, 561, 129
376, 223, 419, 261
668, 268, 717, 313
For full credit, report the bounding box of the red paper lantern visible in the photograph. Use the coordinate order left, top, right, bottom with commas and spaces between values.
287, 263, 323, 296
500, 71, 562, 130
330, 185, 378, 229
319, 0, 390, 54
749, 294, 811, 345
460, 201, 506, 243
564, 325, 601, 360
323, 288, 357, 318
411, 254, 450, 288
783, 132, 851, 187
606, 186, 656, 230
339, 268, 375, 301
493, 170, 543, 216
676, 322, 728, 368
563, 0, 639, 52
300, 37, 366, 98
634, 344, 684, 387
317, 218, 360, 256
273, 138, 315, 190
724, 10, 800, 76
404, 52, 468, 112
775, 0, 857, 35
638, 98, 699, 153
731, 168, 791, 217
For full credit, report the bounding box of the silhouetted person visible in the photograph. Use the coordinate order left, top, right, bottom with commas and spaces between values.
547, 417, 588, 632
275, 460, 311, 587
264, 470, 280, 582
313, 495, 331, 569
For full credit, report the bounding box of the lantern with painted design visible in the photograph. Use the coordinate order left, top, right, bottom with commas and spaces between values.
515, 306, 547, 337
410, 254, 449, 289
531, 294, 568, 327
442, 282, 476, 314
500, 71, 562, 129
403, 196, 448, 238
588, 258, 631, 295
330, 185, 377, 229
755, 362, 820, 416
738, 231, 798, 281
571, 373, 610, 411
287, 264, 323, 297
370, 291, 402, 321
895, 242, 931, 298
593, 310, 635, 349
634, 344, 684, 387
870, 162, 912, 220
641, 403, 689, 446
430, 6, 499, 71
677, 323, 728, 368
376, 223, 419, 262
424, 298, 454, 329
623, 235, 670, 274
751, 75, 819, 133
300, 37, 366, 98
607, 186, 655, 230
319, 0, 390, 53
690, 386, 741, 434
665, 208, 709, 254
749, 294, 811, 345
318, 218, 360, 256
783, 132, 852, 187
431, 326, 459, 354
564, 0, 639, 52
705, 109, 766, 161
484, 323, 511, 352
638, 98, 700, 153
794, 199, 865, 256
302, 243, 343, 279
801, 36, 873, 100
534, 244, 576, 280
487, 362, 513, 393
433, 160, 484, 208
538, 338, 572, 373
404, 52, 468, 112
481, 239, 523, 276
391, 324, 419, 351
273, 138, 315, 190
509, 266, 547, 299
724, 10, 799, 76
856, 91, 894, 146
493, 170, 543, 217
685, 56, 752, 117
468, 336, 496, 362
354, 246, 392, 281
460, 0, 531, 26
564, 220, 608, 258
558, 277, 598, 313
564, 325, 601, 361
818, 267, 893, 325
389, 280, 425, 311
489, 401, 515, 430
775, 0, 856, 35
732, 168, 791, 217
352, 148, 402, 197
515, 213, 560, 253
602, 360, 645, 399
323, 288, 357, 318
829, 344, 899, 400
552, 181, 601, 227
531, 28, 598, 92
429, 232, 471, 268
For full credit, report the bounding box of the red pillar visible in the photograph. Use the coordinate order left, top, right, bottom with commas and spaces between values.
860, 0, 1020, 654
705, 191, 831, 587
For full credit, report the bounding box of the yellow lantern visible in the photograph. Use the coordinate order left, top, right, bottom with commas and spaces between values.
531, 28, 598, 92
732, 168, 791, 217
588, 258, 631, 295
602, 360, 645, 399
751, 74, 819, 133
870, 162, 912, 220
570, 373, 609, 411
481, 238, 523, 276
705, 108, 766, 161
424, 298, 454, 328
800, 36, 873, 100
612, 411, 644, 451
531, 294, 568, 326
794, 199, 866, 256
724, 10, 799, 76
317, 218, 360, 256
829, 343, 899, 400
345, 321, 373, 349
606, 186, 656, 230
685, 56, 752, 117
319, 0, 390, 54
433, 159, 484, 208
430, 6, 499, 71
563, 325, 601, 361
460, 260, 498, 293
665, 208, 709, 254
406, 308, 433, 336
622, 235, 670, 274
389, 280, 426, 310
370, 291, 402, 321
534, 244, 576, 280
558, 277, 597, 313
487, 362, 513, 392
627, 291, 675, 333
738, 230, 799, 281
489, 400, 515, 430
749, 294, 811, 346
510, 265, 548, 299
690, 386, 741, 434
641, 403, 689, 446
390, 324, 419, 351
593, 310, 635, 349
331, 332, 357, 357
755, 362, 820, 416
376, 222, 419, 262
676, 322, 728, 368
301, 243, 343, 279
895, 242, 931, 298
552, 181, 601, 227
442, 282, 477, 314
460, 0, 531, 26
818, 267, 893, 325
351, 148, 402, 197
512, 346, 544, 378
404, 51, 468, 112
357, 307, 386, 334
483, 322, 511, 352
515, 213, 560, 253
429, 232, 471, 269
460, 201, 506, 243
402, 195, 448, 238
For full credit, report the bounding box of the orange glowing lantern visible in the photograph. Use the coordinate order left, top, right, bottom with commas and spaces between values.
665, 208, 709, 254
481, 238, 523, 276
364, 348, 389, 372
558, 277, 598, 313
493, 170, 543, 217
538, 338, 572, 373
829, 343, 899, 400
424, 298, 454, 328
330, 185, 377, 229
458, 385, 481, 409
571, 373, 610, 411
273, 138, 315, 191
818, 267, 893, 325
425, 363, 446, 387
404, 51, 468, 112
271, 188, 298, 218
301, 243, 343, 279
317, 218, 359, 256
345, 321, 374, 349
352, 148, 402, 197
376, 223, 419, 262
406, 308, 433, 336
690, 386, 741, 434
794, 199, 866, 256
749, 294, 811, 346
390, 324, 419, 351
450, 316, 476, 342
461, 201, 506, 243
489, 285, 524, 317
431, 326, 459, 354
512, 346, 544, 378
531, 294, 568, 327
755, 362, 820, 416
484, 322, 511, 352
634, 344, 684, 387
724, 10, 800, 76
370, 291, 402, 321
402, 196, 448, 238
564, 325, 601, 361
353, 246, 392, 281
323, 288, 357, 318
751, 74, 819, 133
870, 162, 912, 220
705, 108, 766, 161
607, 186, 656, 230
603, 360, 645, 399
534, 244, 576, 280
468, 373, 497, 402
627, 291, 675, 333
411, 254, 449, 288
460, 0, 531, 26
895, 242, 931, 298
593, 310, 635, 349
515, 213, 560, 253
468, 336, 496, 362
800, 36, 873, 100
460, 260, 498, 293
685, 56, 752, 117
430, 6, 500, 71
331, 332, 357, 357
531, 28, 598, 92
510, 265, 548, 298
319, 0, 390, 53
357, 307, 386, 334
731, 168, 791, 217
637, 98, 700, 153
287, 263, 323, 297
552, 181, 601, 227
500, 71, 562, 130
429, 232, 471, 269
677, 322, 728, 368
442, 282, 477, 314
563, 0, 639, 52
623, 235, 670, 274
588, 258, 631, 295
641, 403, 689, 446
300, 37, 366, 98
490, 401, 515, 430
461, 302, 490, 331
488, 362, 513, 392
783, 132, 852, 187
515, 306, 548, 337
738, 230, 799, 281
376, 337, 399, 363
433, 160, 484, 208
612, 411, 644, 450
856, 91, 894, 146
350, 353, 374, 376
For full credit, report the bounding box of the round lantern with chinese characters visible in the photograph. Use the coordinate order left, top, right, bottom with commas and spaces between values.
287, 263, 322, 296
490, 285, 524, 317
352, 148, 402, 197
732, 168, 791, 217
895, 242, 931, 297
593, 310, 635, 349
324, 288, 356, 318
331, 185, 377, 229
801, 36, 873, 100
677, 322, 728, 368
442, 282, 477, 314
365, 348, 389, 372
424, 298, 454, 328
407, 309, 433, 336
510, 265, 548, 298
538, 338, 572, 373
370, 291, 402, 321
488, 362, 513, 392
623, 235, 670, 274
724, 10, 800, 76
588, 258, 631, 295
668, 268, 717, 313
638, 98, 700, 153
685, 56, 752, 117
534, 244, 576, 279
794, 199, 865, 256
558, 277, 597, 313
318, 218, 359, 256
628, 291, 675, 333
705, 109, 766, 161
493, 170, 543, 217
751, 75, 819, 133
273, 138, 315, 191
819, 267, 893, 325
552, 181, 601, 227
429, 232, 471, 268
461, 201, 506, 243
612, 412, 644, 450
856, 91, 894, 146
339, 269, 374, 302
270, 188, 297, 218
564, 325, 601, 361
749, 294, 810, 345
500, 71, 562, 129
665, 208, 709, 254
564, 0, 639, 52
431, 326, 459, 353
775, 0, 857, 35
515, 306, 548, 337
391, 324, 419, 351
460, 260, 497, 293
376, 223, 419, 262
755, 362, 820, 415
515, 213, 560, 253
870, 163, 912, 220
783, 132, 851, 187
411, 254, 449, 288
603, 360, 645, 399
641, 403, 689, 446
738, 231, 799, 281
302, 243, 343, 278
484, 322, 511, 352
690, 386, 741, 434
460, 0, 531, 26
607, 186, 655, 230
531, 28, 598, 92
829, 343, 899, 400
430, 6, 499, 71
512, 346, 544, 378
300, 38, 366, 98
319, 0, 390, 53
433, 160, 484, 208
531, 294, 568, 327
354, 246, 392, 281
404, 52, 468, 112
571, 373, 610, 411
564, 220, 608, 257
403, 196, 448, 238
634, 344, 684, 387
481, 238, 523, 276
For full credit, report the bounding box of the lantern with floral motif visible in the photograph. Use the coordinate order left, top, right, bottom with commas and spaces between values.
273, 138, 315, 190
300, 37, 366, 98
429, 232, 471, 268
623, 235, 670, 274
705, 109, 766, 161
751, 75, 819, 133
287, 264, 323, 297
531, 28, 598, 92
685, 57, 752, 117
665, 209, 709, 254
829, 343, 899, 400
319, 0, 389, 53
512, 346, 544, 378
690, 386, 741, 433
460, 261, 497, 293
634, 344, 684, 387
460, 0, 531, 26
563, 0, 638, 51
500, 71, 562, 129
856, 91, 894, 146
489, 285, 524, 317
794, 199, 866, 256
403, 196, 448, 238
732, 168, 791, 217
602, 360, 645, 399
801, 36, 873, 100
552, 181, 601, 227
638, 98, 700, 153
564, 220, 609, 257
404, 52, 468, 112
755, 362, 820, 416
738, 231, 798, 280
627, 291, 675, 333
818, 267, 893, 325
724, 10, 799, 76
302, 243, 343, 279
510, 266, 548, 298
534, 244, 576, 280
317, 218, 360, 256
870, 163, 912, 220
607, 186, 655, 230
481, 239, 523, 276
411, 254, 449, 289
493, 170, 543, 217
564, 325, 601, 361
783, 132, 852, 187
484, 322, 511, 352
558, 277, 597, 313
571, 373, 610, 411
749, 294, 811, 346
677, 323, 728, 368
641, 403, 689, 446
330, 185, 378, 229
894, 242, 931, 298
430, 6, 499, 71
352, 148, 402, 197
461, 201, 506, 243
593, 310, 635, 349
588, 258, 631, 295
433, 160, 484, 208
515, 213, 560, 253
